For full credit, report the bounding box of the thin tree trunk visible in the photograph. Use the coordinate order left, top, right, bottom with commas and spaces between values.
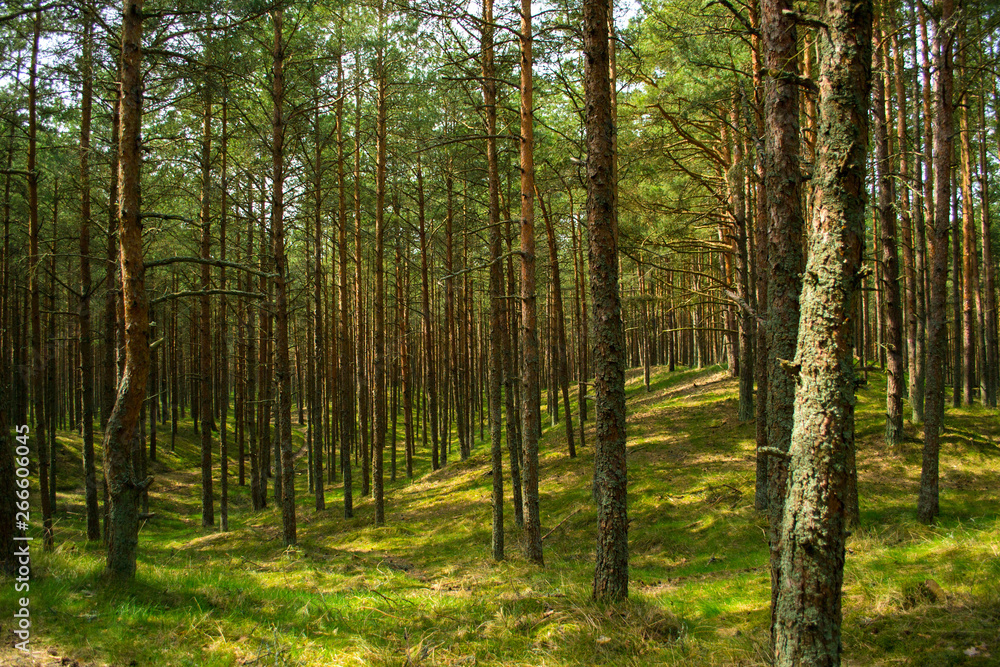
79, 12, 100, 541
219, 92, 230, 531
958, 45, 978, 406
26, 9, 53, 550
890, 22, 919, 427
312, 92, 325, 511
517, 0, 541, 564
445, 167, 460, 470
355, 70, 370, 499
875, 26, 904, 451
417, 158, 437, 478
198, 86, 214, 528
373, 0, 388, 525
727, 98, 754, 423
918, 0, 954, 525
337, 41, 354, 517
979, 82, 997, 407
538, 191, 576, 456
272, 8, 296, 545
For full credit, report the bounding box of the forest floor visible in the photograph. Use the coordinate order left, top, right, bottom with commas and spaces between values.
2, 365, 1000, 666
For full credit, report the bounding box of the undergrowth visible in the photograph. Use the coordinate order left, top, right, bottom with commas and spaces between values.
2, 365, 999, 665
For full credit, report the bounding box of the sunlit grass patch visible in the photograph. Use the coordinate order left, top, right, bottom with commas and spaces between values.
4, 365, 1000, 665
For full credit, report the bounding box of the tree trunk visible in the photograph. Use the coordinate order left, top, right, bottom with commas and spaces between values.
26, 8, 53, 550
338, 42, 354, 517
517, 0, 542, 564
539, 192, 577, 457
979, 83, 997, 407
874, 28, 904, 451
774, 0, 871, 659
585, 0, 627, 601
417, 158, 437, 478
958, 46, 978, 406
312, 93, 326, 511
247, 203, 261, 509
762, 0, 805, 631
219, 92, 230, 531
79, 13, 100, 541
918, 0, 954, 525
727, 98, 754, 423
354, 68, 370, 499
373, 0, 388, 525
272, 8, 296, 545
890, 22, 919, 428
104, 0, 151, 580
198, 86, 214, 528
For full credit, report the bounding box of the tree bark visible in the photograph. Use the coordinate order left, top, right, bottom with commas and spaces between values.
586, 0, 627, 602
958, 45, 978, 406
219, 93, 229, 531
373, 0, 388, 525
918, 0, 954, 525
762, 0, 805, 631
312, 91, 325, 512
198, 86, 214, 528
539, 192, 577, 457
517, 0, 543, 564
978, 83, 997, 407
79, 12, 100, 541
271, 8, 296, 545
874, 27, 904, 451
774, 0, 871, 660
104, 0, 151, 580
417, 158, 438, 479
338, 41, 355, 517
354, 71, 370, 499
27, 8, 53, 550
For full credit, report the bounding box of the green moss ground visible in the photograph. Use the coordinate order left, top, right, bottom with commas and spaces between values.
2, 365, 999, 665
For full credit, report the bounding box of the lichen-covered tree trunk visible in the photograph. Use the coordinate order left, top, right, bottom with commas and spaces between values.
918, 0, 954, 525
271, 8, 296, 545
517, 0, 543, 565
762, 0, 804, 630
874, 30, 903, 451
585, 0, 627, 602
773, 0, 871, 660
104, 0, 151, 580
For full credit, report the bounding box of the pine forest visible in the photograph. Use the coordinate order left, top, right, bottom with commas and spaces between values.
0, 0, 999, 664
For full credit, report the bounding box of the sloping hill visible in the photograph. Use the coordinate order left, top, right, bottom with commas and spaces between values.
3, 365, 999, 666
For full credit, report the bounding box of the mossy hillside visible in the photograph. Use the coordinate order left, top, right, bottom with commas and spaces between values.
1, 365, 998, 665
